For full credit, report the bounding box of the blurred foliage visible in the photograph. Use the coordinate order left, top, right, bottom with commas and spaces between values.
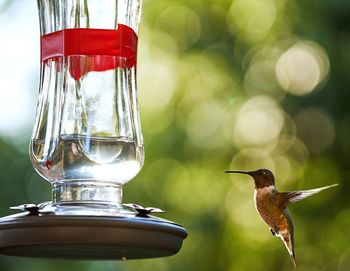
1, 0, 350, 270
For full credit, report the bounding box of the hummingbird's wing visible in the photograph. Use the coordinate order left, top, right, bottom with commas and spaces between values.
277, 184, 338, 208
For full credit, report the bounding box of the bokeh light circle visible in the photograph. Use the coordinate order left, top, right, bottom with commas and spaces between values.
233, 95, 284, 147
294, 107, 335, 153
228, 0, 277, 35
275, 41, 330, 95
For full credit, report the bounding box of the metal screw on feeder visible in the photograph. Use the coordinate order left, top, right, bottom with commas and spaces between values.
0, 0, 187, 260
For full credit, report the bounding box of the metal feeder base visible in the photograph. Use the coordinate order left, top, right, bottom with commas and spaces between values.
0, 214, 188, 260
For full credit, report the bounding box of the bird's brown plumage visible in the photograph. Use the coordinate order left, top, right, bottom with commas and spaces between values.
254, 185, 295, 267
225, 168, 337, 268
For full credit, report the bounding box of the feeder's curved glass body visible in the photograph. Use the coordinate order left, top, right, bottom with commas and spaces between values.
30, 0, 144, 212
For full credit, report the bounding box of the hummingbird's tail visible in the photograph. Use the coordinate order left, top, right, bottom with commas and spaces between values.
279, 231, 296, 268
292, 253, 296, 268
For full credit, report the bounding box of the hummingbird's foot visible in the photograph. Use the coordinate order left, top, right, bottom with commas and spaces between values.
270, 228, 276, 236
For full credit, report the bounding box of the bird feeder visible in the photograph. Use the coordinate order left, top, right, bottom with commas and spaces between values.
0, 0, 187, 259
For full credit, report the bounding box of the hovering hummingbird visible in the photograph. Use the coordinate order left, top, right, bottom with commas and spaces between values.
225, 168, 338, 267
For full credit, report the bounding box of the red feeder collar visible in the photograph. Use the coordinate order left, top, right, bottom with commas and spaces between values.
40, 24, 138, 80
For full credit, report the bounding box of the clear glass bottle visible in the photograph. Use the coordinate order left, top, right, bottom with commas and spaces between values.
30, 0, 144, 215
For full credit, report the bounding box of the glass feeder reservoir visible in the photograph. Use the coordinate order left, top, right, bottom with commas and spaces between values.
0, 0, 187, 260
30, 0, 144, 214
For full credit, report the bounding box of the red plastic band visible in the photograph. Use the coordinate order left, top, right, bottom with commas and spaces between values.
40, 24, 137, 80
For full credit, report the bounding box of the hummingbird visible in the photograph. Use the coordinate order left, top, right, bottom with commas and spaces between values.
225, 168, 338, 267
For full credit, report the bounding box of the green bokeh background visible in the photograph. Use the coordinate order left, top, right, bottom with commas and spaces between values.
0, 0, 350, 270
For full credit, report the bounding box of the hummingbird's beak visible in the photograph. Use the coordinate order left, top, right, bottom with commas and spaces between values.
225, 170, 253, 176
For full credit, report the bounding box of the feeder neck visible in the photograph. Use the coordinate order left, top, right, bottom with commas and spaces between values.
52, 181, 123, 205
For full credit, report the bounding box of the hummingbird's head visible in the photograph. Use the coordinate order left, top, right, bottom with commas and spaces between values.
225, 168, 275, 188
